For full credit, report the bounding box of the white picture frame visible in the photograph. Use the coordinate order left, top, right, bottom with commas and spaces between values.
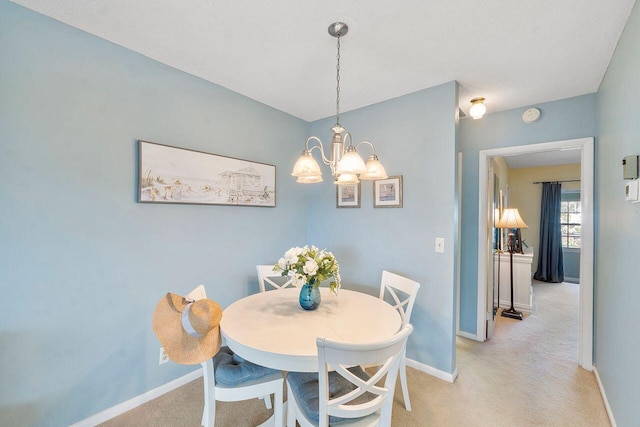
336, 182, 361, 208
138, 140, 276, 207
373, 175, 403, 208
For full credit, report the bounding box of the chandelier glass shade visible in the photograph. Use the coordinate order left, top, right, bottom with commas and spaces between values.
291, 22, 387, 185
291, 150, 322, 178
336, 146, 366, 174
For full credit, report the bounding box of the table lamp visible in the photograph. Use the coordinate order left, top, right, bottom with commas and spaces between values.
496, 208, 528, 320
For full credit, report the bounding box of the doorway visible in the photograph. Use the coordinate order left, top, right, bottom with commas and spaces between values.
476, 138, 594, 370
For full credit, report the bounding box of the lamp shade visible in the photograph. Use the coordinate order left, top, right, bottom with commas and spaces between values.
296, 175, 323, 183
292, 151, 322, 177
334, 173, 359, 185
336, 148, 366, 174
359, 155, 388, 180
496, 208, 528, 229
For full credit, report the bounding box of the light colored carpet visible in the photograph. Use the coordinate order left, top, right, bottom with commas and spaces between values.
101, 281, 609, 426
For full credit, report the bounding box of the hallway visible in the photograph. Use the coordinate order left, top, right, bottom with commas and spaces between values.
403, 280, 609, 425
100, 282, 610, 426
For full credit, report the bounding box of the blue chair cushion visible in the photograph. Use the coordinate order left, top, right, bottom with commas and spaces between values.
212, 346, 280, 386
287, 366, 374, 424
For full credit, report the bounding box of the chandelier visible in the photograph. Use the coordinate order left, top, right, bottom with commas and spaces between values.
291, 22, 388, 185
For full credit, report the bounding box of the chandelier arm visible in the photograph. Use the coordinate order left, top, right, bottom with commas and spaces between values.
306, 137, 333, 166
354, 140, 377, 155
342, 132, 354, 147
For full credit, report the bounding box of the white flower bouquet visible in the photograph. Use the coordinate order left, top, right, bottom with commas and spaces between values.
273, 245, 341, 294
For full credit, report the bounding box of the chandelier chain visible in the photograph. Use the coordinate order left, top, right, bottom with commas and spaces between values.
335, 33, 341, 127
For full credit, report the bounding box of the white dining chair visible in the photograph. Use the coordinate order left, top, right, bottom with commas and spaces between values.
256, 264, 295, 292
188, 286, 284, 427
201, 350, 283, 427
379, 270, 420, 411
286, 324, 414, 427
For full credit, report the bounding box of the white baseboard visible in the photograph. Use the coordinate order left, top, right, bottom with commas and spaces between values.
75, 358, 458, 425
70, 368, 203, 427
456, 330, 481, 341
405, 357, 458, 383
593, 366, 617, 427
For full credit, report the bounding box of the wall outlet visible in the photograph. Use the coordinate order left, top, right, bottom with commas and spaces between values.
159, 347, 169, 365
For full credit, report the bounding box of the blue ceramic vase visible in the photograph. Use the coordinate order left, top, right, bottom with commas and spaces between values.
299, 282, 321, 310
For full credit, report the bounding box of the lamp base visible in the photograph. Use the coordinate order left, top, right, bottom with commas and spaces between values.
500, 307, 523, 320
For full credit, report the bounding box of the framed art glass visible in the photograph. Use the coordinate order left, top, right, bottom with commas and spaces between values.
373, 175, 403, 208
138, 140, 276, 207
336, 182, 361, 208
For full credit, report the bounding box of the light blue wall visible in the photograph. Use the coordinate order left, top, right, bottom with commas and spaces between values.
595, 0, 640, 424
306, 82, 459, 373
0, 2, 308, 425
1, 2, 460, 424
10, 0, 639, 423
458, 94, 597, 334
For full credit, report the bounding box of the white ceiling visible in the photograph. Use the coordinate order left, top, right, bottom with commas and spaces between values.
9, 0, 636, 122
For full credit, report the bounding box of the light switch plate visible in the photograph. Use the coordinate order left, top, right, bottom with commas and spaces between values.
435, 237, 445, 253
623, 155, 639, 179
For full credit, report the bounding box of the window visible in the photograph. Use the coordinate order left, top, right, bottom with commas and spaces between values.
560, 192, 581, 248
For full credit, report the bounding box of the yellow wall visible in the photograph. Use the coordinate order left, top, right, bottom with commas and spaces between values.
507, 163, 581, 269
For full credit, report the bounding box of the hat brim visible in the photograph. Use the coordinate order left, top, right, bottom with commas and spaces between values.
152, 293, 222, 365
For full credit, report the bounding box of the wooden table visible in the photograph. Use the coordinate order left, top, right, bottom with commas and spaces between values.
220, 288, 402, 372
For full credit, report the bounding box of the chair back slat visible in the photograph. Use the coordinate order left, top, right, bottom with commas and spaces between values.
256, 265, 295, 292
379, 270, 420, 327
316, 324, 413, 426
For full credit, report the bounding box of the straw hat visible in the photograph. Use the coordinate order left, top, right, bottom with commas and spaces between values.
152, 292, 223, 364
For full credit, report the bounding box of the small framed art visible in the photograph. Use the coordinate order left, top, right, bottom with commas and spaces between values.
336, 182, 361, 208
373, 175, 403, 208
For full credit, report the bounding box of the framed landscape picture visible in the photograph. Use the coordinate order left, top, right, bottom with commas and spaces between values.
138, 140, 276, 207
373, 175, 403, 208
336, 182, 361, 208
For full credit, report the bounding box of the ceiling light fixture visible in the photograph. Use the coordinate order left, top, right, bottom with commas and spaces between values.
469, 97, 487, 119
291, 22, 387, 185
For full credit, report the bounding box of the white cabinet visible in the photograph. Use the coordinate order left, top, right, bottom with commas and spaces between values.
494, 250, 533, 313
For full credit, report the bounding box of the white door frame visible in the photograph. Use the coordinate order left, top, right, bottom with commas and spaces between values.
477, 137, 594, 370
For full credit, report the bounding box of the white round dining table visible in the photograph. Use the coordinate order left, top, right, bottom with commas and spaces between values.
220, 288, 402, 372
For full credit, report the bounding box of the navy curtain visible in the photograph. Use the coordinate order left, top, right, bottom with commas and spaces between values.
534, 182, 564, 282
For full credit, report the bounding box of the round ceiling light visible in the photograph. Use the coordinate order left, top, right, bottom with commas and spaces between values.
469, 97, 486, 119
